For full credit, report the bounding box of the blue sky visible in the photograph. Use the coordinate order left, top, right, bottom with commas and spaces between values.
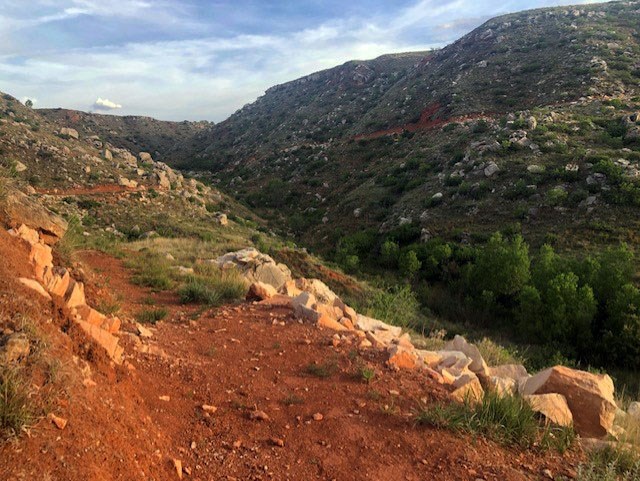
0, 0, 609, 121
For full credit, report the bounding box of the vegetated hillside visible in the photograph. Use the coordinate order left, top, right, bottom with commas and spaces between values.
174, 0, 639, 171
170, 52, 430, 168
38, 108, 210, 162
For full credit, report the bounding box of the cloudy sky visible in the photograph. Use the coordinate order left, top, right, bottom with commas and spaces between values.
0, 0, 608, 121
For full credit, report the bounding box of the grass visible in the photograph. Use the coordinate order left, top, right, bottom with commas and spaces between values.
96, 298, 121, 316
415, 391, 575, 451
282, 394, 305, 406
129, 252, 174, 291
575, 446, 640, 481
304, 360, 338, 379
135, 308, 168, 324
178, 269, 246, 306
359, 366, 376, 384
0, 367, 34, 440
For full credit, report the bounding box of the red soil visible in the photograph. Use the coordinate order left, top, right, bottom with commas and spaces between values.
0, 248, 584, 481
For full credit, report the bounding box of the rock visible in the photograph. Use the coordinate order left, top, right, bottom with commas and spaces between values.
484, 376, 517, 397
484, 162, 499, 177
75, 320, 123, 364
524, 393, 573, 427
527, 164, 545, 174
246, 282, 276, 301
136, 323, 153, 338
293, 278, 338, 304
312, 412, 324, 421
14, 161, 27, 173
156, 171, 171, 190
103, 149, 113, 161
18, 277, 51, 300
387, 345, 419, 370
139, 152, 153, 163
65, 280, 86, 309
59, 127, 79, 140
29, 242, 53, 281
520, 366, 616, 437
249, 410, 270, 421
216, 248, 292, 290
0, 189, 68, 243
48, 413, 68, 430
526, 116, 537, 130
451, 374, 484, 403
118, 177, 138, 189
270, 437, 285, 447
0, 333, 30, 364
201, 405, 217, 414
172, 458, 183, 480
355, 315, 402, 337
215, 213, 228, 226
443, 335, 488, 376
628, 402, 640, 420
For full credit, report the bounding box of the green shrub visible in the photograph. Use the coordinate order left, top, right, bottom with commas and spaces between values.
130, 253, 173, 290
398, 250, 422, 277
178, 269, 246, 306
577, 446, 640, 481
363, 285, 420, 329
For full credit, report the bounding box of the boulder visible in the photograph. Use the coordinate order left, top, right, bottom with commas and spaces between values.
118, 177, 138, 189
139, 152, 153, 163
0, 189, 68, 243
59, 127, 79, 140
293, 278, 338, 304
103, 149, 113, 161
215, 213, 228, 226
524, 393, 573, 427
64, 280, 86, 309
488, 364, 528, 381
157, 171, 171, 189
387, 345, 419, 370
18, 278, 51, 300
246, 282, 277, 301
451, 374, 484, 403
29, 242, 53, 281
76, 320, 123, 364
216, 249, 291, 290
443, 335, 488, 375
355, 315, 402, 337
484, 162, 500, 177
484, 376, 517, 397
520, 366, 616, 437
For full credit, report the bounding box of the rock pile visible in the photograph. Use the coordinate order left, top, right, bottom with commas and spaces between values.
215, 248, 292, 290
230, 248, 631, 442
8, 223, 123, 364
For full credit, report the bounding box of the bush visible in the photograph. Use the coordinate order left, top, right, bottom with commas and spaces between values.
380, 240, 399, 268
130, 253, 173, 290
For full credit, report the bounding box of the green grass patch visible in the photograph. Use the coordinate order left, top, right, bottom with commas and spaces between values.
0, 367, 34, 440
576, 446, 640, 481
135, 308, 168, 324
178, 268, 246, 306
415, 392, 574, 451
129, 252, 174, 290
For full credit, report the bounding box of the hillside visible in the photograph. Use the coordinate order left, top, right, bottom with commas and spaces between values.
175, 1, 639, 170
163, 1, 640, 255
38, 108, 210, 163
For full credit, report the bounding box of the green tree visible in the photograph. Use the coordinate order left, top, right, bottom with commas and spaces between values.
380, 240, 399, 268
471, 233, 530, 297
24, 99, 33, 108
398, 250, 422, 278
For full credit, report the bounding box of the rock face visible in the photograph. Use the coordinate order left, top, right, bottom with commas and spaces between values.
520, 366, 616, 437
216, 248, 292, 290
0, 189, 68, 243
524, 393, 573, 427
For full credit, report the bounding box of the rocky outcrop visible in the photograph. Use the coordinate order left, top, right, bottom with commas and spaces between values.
216, 248, 292, 290
7, 224, 123, 364
520, 366, 616, 438
1, 189, 68, 243
524, 393, 573, 427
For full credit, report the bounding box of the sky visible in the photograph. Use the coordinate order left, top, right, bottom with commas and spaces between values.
0, 0, 609, 121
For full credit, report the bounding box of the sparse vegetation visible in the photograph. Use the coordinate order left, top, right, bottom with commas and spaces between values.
135, 308, 168, 324
304, 361, 338, 379
0, 367, 34, 440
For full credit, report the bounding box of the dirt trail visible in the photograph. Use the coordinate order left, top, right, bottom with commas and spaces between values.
2, 250, 583, 481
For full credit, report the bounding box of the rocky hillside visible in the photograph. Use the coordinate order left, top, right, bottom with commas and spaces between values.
173, 1, 639, 170
38, 108, 210, 163
157, 1, 640, 256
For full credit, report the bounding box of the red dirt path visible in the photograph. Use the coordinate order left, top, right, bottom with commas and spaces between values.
1, 249, 583, 481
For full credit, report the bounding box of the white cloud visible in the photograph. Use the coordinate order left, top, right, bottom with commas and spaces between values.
93, 97, 122, 110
